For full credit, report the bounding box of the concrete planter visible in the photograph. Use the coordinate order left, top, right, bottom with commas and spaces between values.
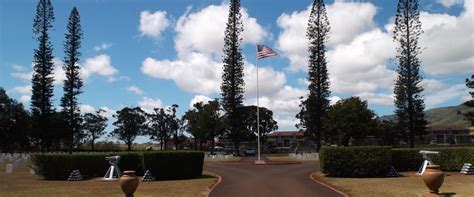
422, 165, 445, 194
119, 171, 139, 197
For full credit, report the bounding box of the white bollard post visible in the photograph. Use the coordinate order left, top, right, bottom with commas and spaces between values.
6, 164, 13, 173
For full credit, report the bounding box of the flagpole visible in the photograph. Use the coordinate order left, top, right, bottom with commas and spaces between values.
256, 46, 261, 161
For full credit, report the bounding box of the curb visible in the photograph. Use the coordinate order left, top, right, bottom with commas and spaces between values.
308, 171, 350, 197
201, 170, 222, 197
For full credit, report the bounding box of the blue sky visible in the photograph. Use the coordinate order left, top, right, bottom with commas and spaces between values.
1, 0, 472, 140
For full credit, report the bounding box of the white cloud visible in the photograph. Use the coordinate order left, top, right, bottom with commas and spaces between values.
141, 53, 221, 95
328, 29, 397, 94
7, 85, 31, 104
139, 10, 170, 39
138, 97, 164, 113
52, 58, 66, 85
419, 2, 474, 75
243, 64, 286, 97
7, 85, 31, 95
356, 92, 394, 106
141, 3, 269, 96
127, 85, 144, 95
438, 0, 464, 7
10, 72, 32, 81
19, 95, 30, 103
83, 54, 118, 81
94, 43, 113, 52
276, 1, 378, 71
189, 95, 213, 108
425, 83, 468, 109
99, 106, 115, 119
12, 64, 26, 71
174, 3, 268, 58
80, 104, 96, 114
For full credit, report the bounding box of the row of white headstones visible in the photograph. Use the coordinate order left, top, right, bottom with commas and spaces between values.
289, 153, 319, 160
1, 153, 32, 174
204, 153, 234, 160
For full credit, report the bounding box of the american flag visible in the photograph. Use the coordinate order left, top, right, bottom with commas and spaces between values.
257, 44, 278, 59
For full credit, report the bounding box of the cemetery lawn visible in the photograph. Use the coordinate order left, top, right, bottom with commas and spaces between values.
0, 161, 218, 197
311, 171, 474, 197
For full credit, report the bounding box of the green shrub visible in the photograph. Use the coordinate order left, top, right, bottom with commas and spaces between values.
143, 151, 204, 180
320, 146, 392, 177
31, 152, 143, 180
392, 147, 474, 172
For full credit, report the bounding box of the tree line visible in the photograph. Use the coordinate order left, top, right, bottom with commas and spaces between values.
2, 0, 472, 153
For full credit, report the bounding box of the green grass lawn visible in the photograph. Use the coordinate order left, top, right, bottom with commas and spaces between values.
0, 160, 217, 197
312, 171, 474, 197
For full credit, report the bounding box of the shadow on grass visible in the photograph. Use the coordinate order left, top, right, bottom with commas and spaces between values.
198, 174, 216, 179
439, 192, 456, 197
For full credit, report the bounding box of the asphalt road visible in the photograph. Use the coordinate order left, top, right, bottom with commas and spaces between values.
204, 157, 343, 197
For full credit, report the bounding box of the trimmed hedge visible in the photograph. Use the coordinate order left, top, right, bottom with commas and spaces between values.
143, 151, 204, 180
320, 146, 392, 177
31, 152, 144, 180
392, 147, 474, 172
31, 151, 204, 180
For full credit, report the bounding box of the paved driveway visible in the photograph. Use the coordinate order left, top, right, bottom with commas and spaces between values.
204, 158, 343, 197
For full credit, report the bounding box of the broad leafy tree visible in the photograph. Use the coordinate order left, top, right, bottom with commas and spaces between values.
183, 101, 225, 151
31, 0, 56, 151
169, 104, 182, 150
393, 0, 427, 148
241, 105, 278, 149
374, 120, 402, 146
0, 88, 31, 152
183, 104, 204, 150
221, 0, 245, 155
146, 107, 176, 150
60, 7, 83, 153
323, 97, 376, 146
111, 107, 147, 151
83, 109, 108, 151
296, 0, 331, 152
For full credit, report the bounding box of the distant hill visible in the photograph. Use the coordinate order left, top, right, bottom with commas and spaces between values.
379, 103, 474, 130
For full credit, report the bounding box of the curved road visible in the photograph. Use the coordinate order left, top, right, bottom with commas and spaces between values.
204, 158, 343, 197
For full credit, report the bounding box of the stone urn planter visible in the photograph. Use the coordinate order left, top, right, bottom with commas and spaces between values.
422, 165, 445, 194
119, 171, 139, 197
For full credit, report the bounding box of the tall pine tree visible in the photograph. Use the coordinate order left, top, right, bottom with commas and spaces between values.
61, 7, 83, 153
31, 0, 55, 151
221, 0, 245, 155
296, 0, 331, 153
393, 0, 427, 148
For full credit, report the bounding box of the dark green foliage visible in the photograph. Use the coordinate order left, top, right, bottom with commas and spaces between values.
374, 120, 403, 146
184, 101, 226, 151
111, 107, 147, 151
323, 97, 377, 146
143, 151, 204, 180
241, 105, 278, 148
393, 0, 427, 148
296, 0, 331, 153
83, 110, 108, 151
60, 7, 84, 153
320, 147, 392, 177
146, 105, 180, 150
31, 152, 143, 180
0, 88, 31, 152
221, 0, 245, 155
31, 0, 56, 151
392, 147, 474, 171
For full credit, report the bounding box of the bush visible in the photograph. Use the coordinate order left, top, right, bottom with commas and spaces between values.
143, 151, 204, 180
31, 152, 143, 180
320, 146, 391, 177
392, 147, 474, 171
